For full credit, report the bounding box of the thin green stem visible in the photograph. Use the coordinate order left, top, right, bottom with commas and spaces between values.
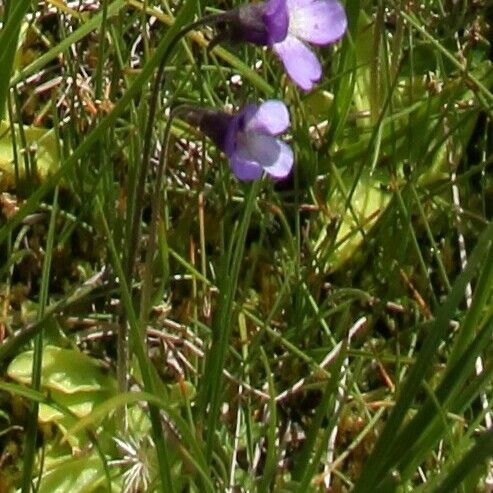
21, 187, 59, 492
97, 197, 175, 493
199, 181, 260, 464
124, 14, 223, 283
94, 0, 109, 100
139, 104, 195, 342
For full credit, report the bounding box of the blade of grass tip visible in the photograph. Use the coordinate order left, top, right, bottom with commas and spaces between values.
96, 197, 176, 493
433, 428, 493, 493
0, 0, 31, 120
21, 187, 59, 493
0, 0, 198, 247
353, 220, 493, 491
200, 182, 260, 464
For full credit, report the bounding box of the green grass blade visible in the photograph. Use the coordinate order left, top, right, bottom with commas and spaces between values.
0, 0, 198, 247
390, 309, 493, 481
449, 242, 493, 364
97, 197, 178, 492
354, 221, 493, 491
199, 182, 260, 464
432, 428, 493, 493
0, 0, 31, 119
21, 187, 58, 492
294, 343, 347, 489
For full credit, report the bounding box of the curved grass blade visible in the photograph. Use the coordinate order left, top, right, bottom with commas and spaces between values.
353, 221, 493, 491
0, 0, 31, 119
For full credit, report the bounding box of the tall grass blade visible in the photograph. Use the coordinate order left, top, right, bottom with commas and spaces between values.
354, 222, 493, 491
433, 428, 493, 493
199, 182, 260, 464
0, 0, 30, 119
21, 187, 58, 491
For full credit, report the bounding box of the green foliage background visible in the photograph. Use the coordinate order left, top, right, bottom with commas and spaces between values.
0, 0, 492, 491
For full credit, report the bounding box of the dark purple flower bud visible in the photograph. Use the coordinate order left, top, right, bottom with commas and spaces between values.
215, 0, 288, 47
184, 101, 293, 181
184, 108, 237, 155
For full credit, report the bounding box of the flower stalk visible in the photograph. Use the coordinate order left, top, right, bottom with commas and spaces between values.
139, 104, 196, 341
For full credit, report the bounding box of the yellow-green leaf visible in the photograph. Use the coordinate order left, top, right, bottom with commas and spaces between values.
7, 346, 116, 394
37, 453, 110, 493
0, 120, 59, 190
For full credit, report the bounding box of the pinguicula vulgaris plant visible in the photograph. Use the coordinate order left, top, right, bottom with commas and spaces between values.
124, 0, 348, 382
215, 0, 348, 90
139, 0, 347, 197
121, 3, 347, 485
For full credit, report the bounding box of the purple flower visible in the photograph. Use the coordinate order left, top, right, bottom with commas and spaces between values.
273, 0, 347, 91
185, 100, 293, 181
216, 0, 347, 91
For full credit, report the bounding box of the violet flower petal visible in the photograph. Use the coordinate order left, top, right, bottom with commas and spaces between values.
263, 0, 289, 44
288, 0, 347, 45
186, 101, 293, 182
236, 133, 284, 167
245, 100, 290, 135
232, 134, 293, 180
235, 132, 293, 178
262, 140, 294, 178
230, 154, 264, 181
273, 34, 322, 91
